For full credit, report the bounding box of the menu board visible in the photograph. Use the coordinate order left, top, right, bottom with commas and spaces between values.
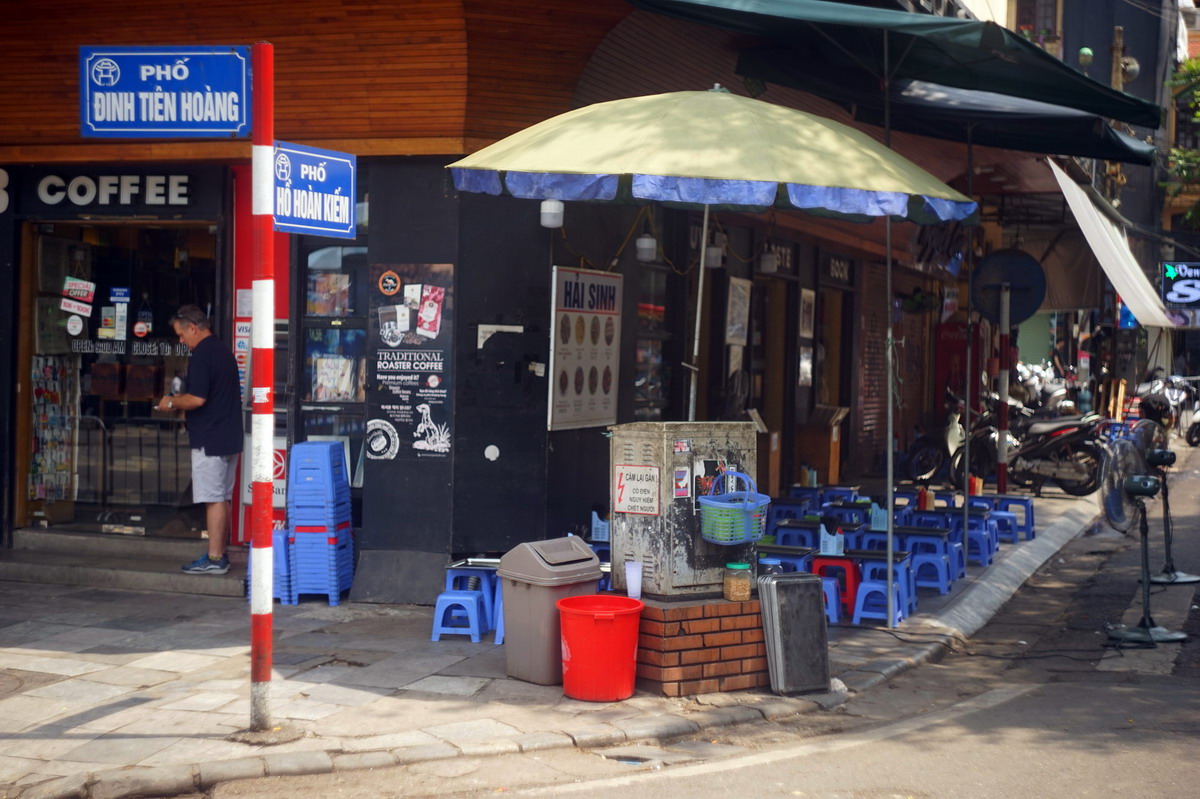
548, 266, 622, 431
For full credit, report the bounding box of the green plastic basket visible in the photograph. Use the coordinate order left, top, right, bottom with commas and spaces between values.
698, 471, 771, 545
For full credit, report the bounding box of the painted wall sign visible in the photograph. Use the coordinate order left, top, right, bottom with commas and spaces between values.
273, 141, 357, 239
548, 266, 622, 431
9, 166, 225, 218
613, 464, 660, 516
80, 46, 250, 138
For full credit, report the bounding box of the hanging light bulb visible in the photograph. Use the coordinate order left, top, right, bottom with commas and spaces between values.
540, 199, 564, 229
636, 232, 657, 262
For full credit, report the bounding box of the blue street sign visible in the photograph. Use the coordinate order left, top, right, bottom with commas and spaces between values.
273, 142, 357, 239
80, 46, 250, 138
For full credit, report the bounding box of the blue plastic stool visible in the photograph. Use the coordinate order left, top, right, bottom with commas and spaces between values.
820, 576, 841, 624
852, 579, 905, 625
492, 579, 505, 646
432, 590, 486, 643
994, 496, 1036, 539
990, 510, 1020, 544
822, 486, 859, 504
775, 528, 816, 548
445, 568, 496, 631
862, 561, 918, 616
910, 552, 953, 595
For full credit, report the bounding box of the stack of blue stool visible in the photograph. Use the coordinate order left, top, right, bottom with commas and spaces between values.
287, 442, 355, 605
245, 528, 295, 604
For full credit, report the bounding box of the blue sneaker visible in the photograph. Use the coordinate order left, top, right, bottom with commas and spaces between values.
182, 554, 230, 575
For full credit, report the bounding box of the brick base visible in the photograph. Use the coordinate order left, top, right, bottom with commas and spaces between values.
636, 596, 770, 697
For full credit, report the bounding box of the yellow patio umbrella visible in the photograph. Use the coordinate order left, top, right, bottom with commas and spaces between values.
449, 87, 976, 421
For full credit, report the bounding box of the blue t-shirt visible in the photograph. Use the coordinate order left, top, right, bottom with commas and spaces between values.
183, 335, 244, 456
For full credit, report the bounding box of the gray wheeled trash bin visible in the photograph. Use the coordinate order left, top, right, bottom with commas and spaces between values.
498, 537, 601, 685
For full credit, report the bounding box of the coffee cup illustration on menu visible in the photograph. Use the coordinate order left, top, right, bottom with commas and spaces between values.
416, 285, 445, 339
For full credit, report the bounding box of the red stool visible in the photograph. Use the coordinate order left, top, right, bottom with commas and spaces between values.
810, 556, 862, 615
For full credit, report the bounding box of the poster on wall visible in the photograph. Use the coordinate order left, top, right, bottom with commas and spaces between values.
548, 266, 622, 431
367, 263, 454, 460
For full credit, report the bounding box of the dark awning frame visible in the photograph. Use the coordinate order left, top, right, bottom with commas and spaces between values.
628, 0, 1165, 130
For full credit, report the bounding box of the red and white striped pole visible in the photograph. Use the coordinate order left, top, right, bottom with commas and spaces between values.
249, 41, 276, 731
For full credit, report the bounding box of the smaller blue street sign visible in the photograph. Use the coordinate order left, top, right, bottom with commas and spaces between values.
273, 142, 357, 239
80, 46, 251, 138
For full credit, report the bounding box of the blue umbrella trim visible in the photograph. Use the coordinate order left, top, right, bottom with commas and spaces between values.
451, 167, 977, 223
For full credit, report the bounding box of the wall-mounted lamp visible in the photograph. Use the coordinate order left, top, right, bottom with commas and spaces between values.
1077, 46, 1094, 69
540, 199, 564, 229
759, 251, 779, 274
1121, 55, 1140, 83
635, 232, 658, 262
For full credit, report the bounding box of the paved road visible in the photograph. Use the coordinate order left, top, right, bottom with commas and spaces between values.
208, 445, 1200, 799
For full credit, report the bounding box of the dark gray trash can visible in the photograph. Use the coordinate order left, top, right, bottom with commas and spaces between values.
498, 537, 601, 685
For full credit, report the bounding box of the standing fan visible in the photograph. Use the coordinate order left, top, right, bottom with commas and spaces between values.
1130, 419, 1198, 584
1100, 439, 1143, 534
1101, 445, 1188, 645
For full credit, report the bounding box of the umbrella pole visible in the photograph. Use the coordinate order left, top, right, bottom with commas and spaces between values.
884, 29, 895, 629
687, 204, 711, 422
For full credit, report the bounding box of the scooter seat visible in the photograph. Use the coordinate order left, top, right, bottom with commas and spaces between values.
1025, 417, 1086, 437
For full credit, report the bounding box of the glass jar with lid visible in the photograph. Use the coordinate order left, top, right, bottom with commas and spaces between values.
723, 562, 752, 602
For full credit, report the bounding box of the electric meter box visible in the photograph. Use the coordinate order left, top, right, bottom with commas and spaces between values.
608, 421, 758, 599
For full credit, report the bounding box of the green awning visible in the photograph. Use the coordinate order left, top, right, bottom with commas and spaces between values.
628, 0, 1164, 130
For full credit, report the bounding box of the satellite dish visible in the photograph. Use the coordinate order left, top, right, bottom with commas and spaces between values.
1102, 438, 1145, 534
971, 248, 1047, 324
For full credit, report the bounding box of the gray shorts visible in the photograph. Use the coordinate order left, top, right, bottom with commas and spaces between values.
191, 449, 239, 504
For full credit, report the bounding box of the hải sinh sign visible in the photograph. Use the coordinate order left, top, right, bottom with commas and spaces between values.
273, 142, 357, 239
79, 46, 250, 138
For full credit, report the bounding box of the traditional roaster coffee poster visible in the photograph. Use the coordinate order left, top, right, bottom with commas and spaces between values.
548, 266, 622, 431
367, 263, 454, 460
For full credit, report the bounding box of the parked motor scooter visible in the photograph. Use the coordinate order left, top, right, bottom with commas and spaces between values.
905, 388, 966, 481
950, 403, 1105, 496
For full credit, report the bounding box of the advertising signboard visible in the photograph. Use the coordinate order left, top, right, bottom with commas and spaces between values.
80, 46, 250, 138
548, 266, 622, 431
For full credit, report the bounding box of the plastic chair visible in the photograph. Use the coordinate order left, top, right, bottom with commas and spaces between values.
862, 560, 918, 616
994, 496, 1036, 539
820, 576, 841, 623
852, 579, 905, 625
810, 556, 862, 615
910, 551, 953, 595
493, 578, 505, 645
432, 590, 486, 643
445, 567, 496, 631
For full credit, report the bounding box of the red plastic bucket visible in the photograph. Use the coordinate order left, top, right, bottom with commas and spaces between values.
556, 594, 644, 701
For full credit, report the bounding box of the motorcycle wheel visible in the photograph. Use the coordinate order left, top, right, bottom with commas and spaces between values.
1187, 423, 1200, 448
949, 444, 995, 489
1054, 443, 1104, 496
906, 440, 944, 482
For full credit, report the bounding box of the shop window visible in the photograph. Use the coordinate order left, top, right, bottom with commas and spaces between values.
634, 264, 675, 420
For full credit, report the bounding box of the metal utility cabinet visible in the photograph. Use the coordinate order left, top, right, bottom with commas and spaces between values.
608, 422, 758, 599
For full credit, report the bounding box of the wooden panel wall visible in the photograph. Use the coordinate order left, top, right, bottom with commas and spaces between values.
0, 0, 629, 160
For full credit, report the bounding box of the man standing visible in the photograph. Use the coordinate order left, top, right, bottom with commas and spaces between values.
156, 305, 244, 575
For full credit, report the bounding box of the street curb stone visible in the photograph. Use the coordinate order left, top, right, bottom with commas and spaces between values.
686, 705, 764, 729
197, 757, 267, 788
455, 739, 520, 757
16, 773, 88, 799
561, 724, 628, 747
612, 714, 700, 741
390, 742, 461, 765
262, 751, 334, 777
752, 697, 817, 720
331, 751, 399, 771
91, 766, 194, 799
512, 731, 574, 752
